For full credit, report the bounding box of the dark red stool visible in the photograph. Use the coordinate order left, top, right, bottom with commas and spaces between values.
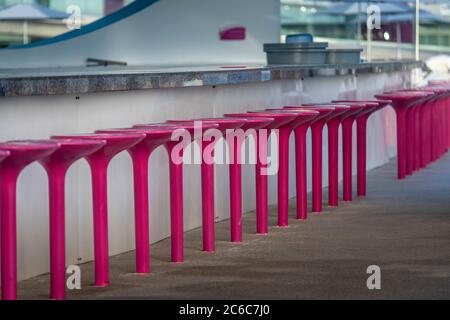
333, 100, 391, 197
246, 111, 299, 228
285, 106, 334, 212
391, 90, 436, 174
331, 101, 378, 201
375, 91, 433, 179
267, 108, 320, 219
39, 138, 106, 300
304, 104, 352, 207
96, 127, 176, 274
194, 118, 248, 243
53, 133, 145, 287
267, 108, 320, 226
165, 120, 220, 253
223, 114, 274, 236
0, 140, 60, 300
133, 122, 216, 261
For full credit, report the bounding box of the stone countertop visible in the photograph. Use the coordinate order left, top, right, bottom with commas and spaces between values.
0, 60, 423, 98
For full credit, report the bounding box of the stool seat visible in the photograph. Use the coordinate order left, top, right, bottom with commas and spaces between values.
246, 111, 299, 129
53, 133, 145, 159
165, 120, 219, 134
0, 140, 60, 165
223, 114, 274, 130
42, 139, 106, 164
0, 150, 9, 162
194, 117, 247, 132
266, 108, 320, 127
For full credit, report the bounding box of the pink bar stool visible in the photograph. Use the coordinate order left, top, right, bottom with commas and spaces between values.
334, 100, 391, 197
375, 91, 433, 179
223, 114, 275, 235
96, 127, 176, 274
53, 133, 145, 287
194, 118, 248, 243
393, 90, 436, 174
134, 122, 216, 261
402, 88, 446, 169
39, 138, 106, 300
0, 140, 60, 300
310, 104, 352, 207
246, 111, 299, 228
284, 105, 350, 208
331, 101, 377, 201
267, 108, 320, 219
285, 105, 335, 212
165, 120, 220, 253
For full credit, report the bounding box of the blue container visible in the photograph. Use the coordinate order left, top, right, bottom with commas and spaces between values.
286, 33, 313, 43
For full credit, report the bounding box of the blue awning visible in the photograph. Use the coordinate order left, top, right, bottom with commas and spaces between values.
0, 3, 70, 21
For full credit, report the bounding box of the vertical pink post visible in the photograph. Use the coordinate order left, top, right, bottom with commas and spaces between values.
341, 117, 354, 201
294, 125, 308, 219
129, 148, 152, 272
87, 156, 111, 286
356, 115, 368, 197
201, 140, 216, 252
165, 141, 185, 262
310, 122, 324, 212
46, 166, 67, 299
405, 107, 415, 175
277, 126, 292, 227
327, 119, 340, 206
255, 130, 269, 234
228, 136, 242, 242
0, 168, 19, 300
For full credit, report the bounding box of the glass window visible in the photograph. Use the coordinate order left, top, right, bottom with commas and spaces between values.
281, 0, 450, 61
0, 0, 135, 47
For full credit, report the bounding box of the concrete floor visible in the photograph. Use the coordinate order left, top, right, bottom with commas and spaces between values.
20, 154, 450, 300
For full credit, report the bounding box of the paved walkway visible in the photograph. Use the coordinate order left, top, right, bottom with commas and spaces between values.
21, 154, 450, 299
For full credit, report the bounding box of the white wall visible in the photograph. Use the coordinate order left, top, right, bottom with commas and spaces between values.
0, 70, 414, 282
0, 0, 280, 68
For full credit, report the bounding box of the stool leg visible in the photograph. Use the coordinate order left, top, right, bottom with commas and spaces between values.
228, 136, 242, 242
88, 157, 110, 287
356, 115, 368, 197
294, 125, 308, 219
420, 103, 428, 168
311, 122, 324, 212
327, 119, 340, 207
0, 169, 19, 300
255, 130, 268, 234
201, 141, 215, 252
277, 127, 291, 227
342, 118, 354, 201
414, 105, 421, 171
405, 107, 414, 175
395, 108, 407, 179
46, 165, 68, 299
129, 148, 151, 273
166, 143, 184, 262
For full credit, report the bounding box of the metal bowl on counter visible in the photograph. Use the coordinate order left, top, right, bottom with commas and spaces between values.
263, 42, 328, 65
326, 48, 363, 64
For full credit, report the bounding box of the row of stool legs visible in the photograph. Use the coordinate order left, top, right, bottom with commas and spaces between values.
1, 85, 448, 300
